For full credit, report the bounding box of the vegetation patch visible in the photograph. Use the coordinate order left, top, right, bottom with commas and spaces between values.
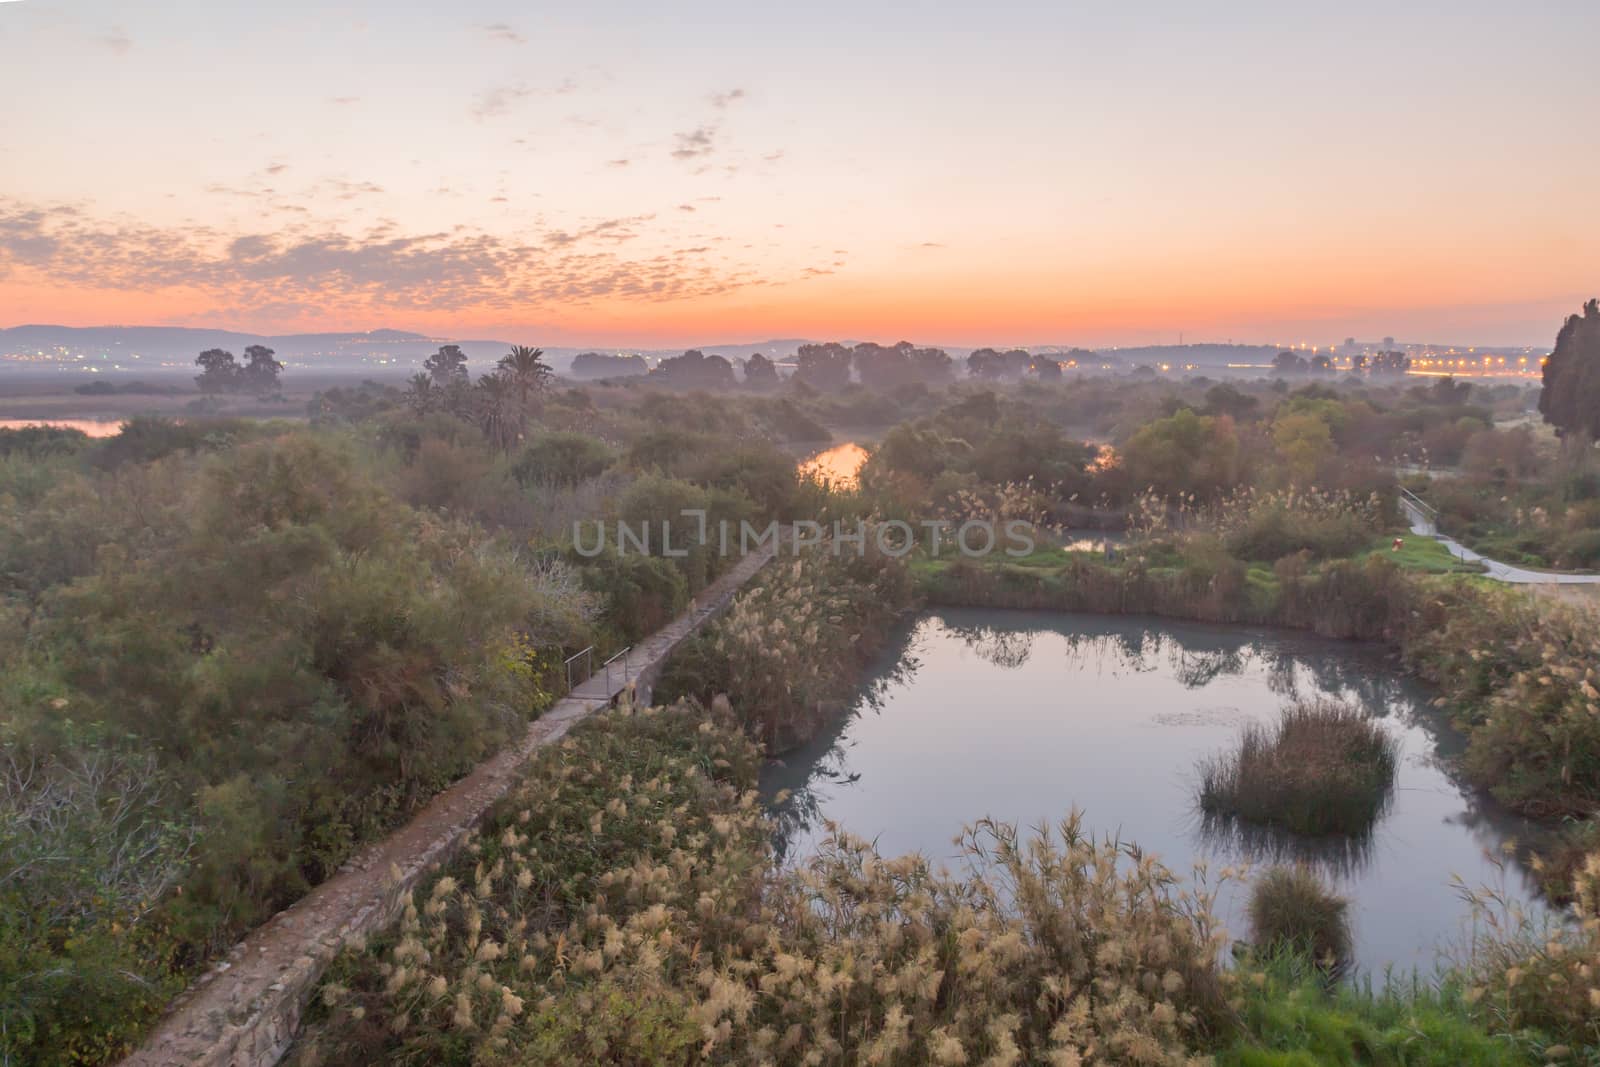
295, 700, 1239, 1066
1199, 700, 1399, 837
1245, 867, 1353, 972
654, 541, 916, 751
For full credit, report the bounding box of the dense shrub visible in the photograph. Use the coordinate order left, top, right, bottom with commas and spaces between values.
91, 415, 265, 469
1198, 700, 1399, 837
1215, 488, 1386, 563
1, 433, 595, 1062
512, 431, 617, 487
1245, 867, 1352, 970
0, 746, 196, 1064
576, 550, 689, 644
0, 424, 91, 458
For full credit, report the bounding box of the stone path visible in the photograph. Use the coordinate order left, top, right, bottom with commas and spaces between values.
1401, 498, 1600, 585
119, 539, 781, 1067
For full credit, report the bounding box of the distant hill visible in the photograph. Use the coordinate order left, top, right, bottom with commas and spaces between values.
0, 325, 543, 373
0, 325, 848, 375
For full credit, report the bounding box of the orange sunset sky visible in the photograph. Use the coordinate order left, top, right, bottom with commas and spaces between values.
1, 1, 1596, 348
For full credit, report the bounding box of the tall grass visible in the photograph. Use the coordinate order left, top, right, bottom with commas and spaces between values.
1199, 700, 1399, 837
1245, 867, 1352, 972
295, 701, 1240, 1066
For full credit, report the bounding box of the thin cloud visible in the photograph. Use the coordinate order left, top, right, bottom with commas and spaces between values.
606, 158, 632, 168
101, 26, 132, 55
677, 204, 696, 213
472, 83, 532, 120
543, 214, 655, 248
710, 88, 746, 109
671, 125, 717, 161
0, 198, 767, 317
320, 178, 385, 201
484, 22, 524, 44
329, 96, 361, 106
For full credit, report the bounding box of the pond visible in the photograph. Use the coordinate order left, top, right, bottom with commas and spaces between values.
763, 608, 1555, 978
0, 418, 124, 437
798, 441, 869, 488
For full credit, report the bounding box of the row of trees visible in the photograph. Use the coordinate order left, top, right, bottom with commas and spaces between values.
194, 345, 284, 393
402, 344, 553, 448
1271, 350, 1412, 375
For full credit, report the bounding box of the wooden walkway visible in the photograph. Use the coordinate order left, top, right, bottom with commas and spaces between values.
120, 539, 781, 1067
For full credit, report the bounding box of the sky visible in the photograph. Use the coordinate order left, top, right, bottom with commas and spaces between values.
1, 0, 1596, 348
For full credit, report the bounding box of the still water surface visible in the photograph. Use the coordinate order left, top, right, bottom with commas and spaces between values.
0, 418, 124, 437
763, 608, 1553, 977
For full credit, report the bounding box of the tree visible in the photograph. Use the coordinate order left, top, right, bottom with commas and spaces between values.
424, 344, 470, 386
743, 353, 779, 389
571, 352, 648, 379
1033, 356, 1062, 380
403, 373, 439, 416
194, 348, 240, 393
1310, 354, 1333, 374
474, 372, 523, 449
1272, 351, 1308, 375
496, 345, 553, 408
239, 345, 284, 392
1371, 350, 1410, 375
1120, 409, 1240, 500
1202, 383, 1259, 421
967, 348, 1007, 380
1539, 299, 1600, 441
794, 343, 853, 391
1271, 412, 1335, 484
653, 349, 736, 389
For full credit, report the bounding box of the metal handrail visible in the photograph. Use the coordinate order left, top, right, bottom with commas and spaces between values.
1397, 485, 1437, 519
563, 646, 594, 692
602, 646, 631, 695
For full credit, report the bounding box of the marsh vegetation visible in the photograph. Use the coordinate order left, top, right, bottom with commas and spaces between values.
1199, 699, 1400, 837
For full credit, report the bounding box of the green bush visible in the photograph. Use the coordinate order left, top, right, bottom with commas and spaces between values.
1, 433, 595, 1061
512, 431, 616, 487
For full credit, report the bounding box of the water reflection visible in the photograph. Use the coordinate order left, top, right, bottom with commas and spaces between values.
798, 441, 869, 489
761, 608, 1556, 977
0, 418, 124, 437
1196, 811, 1380, 880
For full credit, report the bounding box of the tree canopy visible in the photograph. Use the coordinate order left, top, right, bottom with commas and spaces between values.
1539, 299, 1600, 441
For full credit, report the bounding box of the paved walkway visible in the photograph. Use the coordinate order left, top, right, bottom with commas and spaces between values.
120, 540, 781, 1067
1401, 498, 1600, 585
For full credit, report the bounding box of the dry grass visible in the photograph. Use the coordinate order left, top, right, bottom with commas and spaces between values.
295, 700, 1240, 1066
1246, 866, 1352, 972
1199, 700, 1398, 837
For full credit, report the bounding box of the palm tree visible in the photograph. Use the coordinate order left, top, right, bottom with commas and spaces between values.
497, 345, 553, 409
403, 373, 438, 416
474, 372, 523, 450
